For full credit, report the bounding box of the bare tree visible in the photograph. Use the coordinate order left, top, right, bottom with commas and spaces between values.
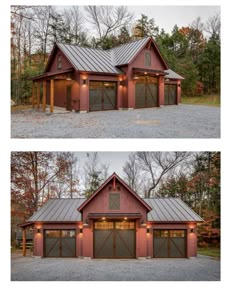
84, 6, 133, 46
205, 13, 221, 39
123, 153, 142, 194
63, 6, 85, 44
83, 152, 109, 198
136, 152, 191, 197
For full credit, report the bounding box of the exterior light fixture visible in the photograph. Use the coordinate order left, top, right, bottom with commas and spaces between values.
133, 76, 139, 80
83, 220, 89, 227
37, 228, 41, 234
119, 80, 123, 86
124, 217, 127, 220
156, 73, 159, 76
165, 78, 170, 82
190, 228, 194, 233
178, 83, 181, 87
83, 79, 87, 85
144, 72, 147, 75
102, 217, 106, 220
66, 76, 72, 81
79, 228, 83, 234
147, 228, 150, 234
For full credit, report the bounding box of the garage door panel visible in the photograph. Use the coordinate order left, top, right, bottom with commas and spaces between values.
44, 229, 76, 258
116, 230, 135, 258
45, 238, 60, 257
89, 81, 116, 111
135, 84, 145, 108
147, 84, 157, 107
135, 76, 158, 108
169, 238, 185, 258
94, 230, 113, 258
154, 238, 168, 257
153, 229, 186, 258
61, 238, 76, 257
164, 84, 177, 105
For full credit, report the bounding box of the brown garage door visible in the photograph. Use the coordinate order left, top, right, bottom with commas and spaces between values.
44, 229, 76, 257
153, 230, 186, 258
164, 84, 177, 105
135, 76, 158, 108
89, 81, 117, 111
94, 221, 135, 258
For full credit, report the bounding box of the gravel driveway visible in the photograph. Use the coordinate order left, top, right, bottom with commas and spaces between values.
11, 255, 220, 281
11, 104, 220, 138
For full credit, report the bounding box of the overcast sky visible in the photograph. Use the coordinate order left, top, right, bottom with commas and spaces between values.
77, 152, 131, 177
128, 6, 220, 33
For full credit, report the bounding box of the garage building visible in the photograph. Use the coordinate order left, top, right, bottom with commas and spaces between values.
21, 173, 203, 259
31, 37, 184, 113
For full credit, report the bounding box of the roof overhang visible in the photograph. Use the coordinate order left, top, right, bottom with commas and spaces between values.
18, 222, 34, 228
88, 213, 142, 219
31, 68, 74, 81
133, 67, 168, 78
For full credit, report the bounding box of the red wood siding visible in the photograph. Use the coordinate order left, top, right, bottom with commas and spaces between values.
131, 46, 166, 71
46, 48, 73, 73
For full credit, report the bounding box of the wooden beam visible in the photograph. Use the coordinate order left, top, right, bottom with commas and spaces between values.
42, 80, 46, 112
22, 228, 26, 257
37, 81, 40, 109
32, 82, 35, 109
50, 79, 54, 113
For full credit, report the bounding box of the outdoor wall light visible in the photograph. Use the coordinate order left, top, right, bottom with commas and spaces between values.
37, 228, 41, 234
165, 78, 170, 82
133, 76, 139, 80
66, 76, 72, 81
79, 228, 83, 234
147, 228, 150, 234
83, 79, 87, 85
178, 83, 181, 87
190, 228, 194, 233
119, 80, 123, 86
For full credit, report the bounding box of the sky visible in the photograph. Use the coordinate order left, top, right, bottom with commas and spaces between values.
128, 6, 220, 34
77, 152, 132, 177
58, 5, 220, 36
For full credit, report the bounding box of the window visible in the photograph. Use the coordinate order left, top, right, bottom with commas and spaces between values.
109, 193, 120, 210
145, 51, 151, 66
57, 54, 62, 70
94, 221, 114, 229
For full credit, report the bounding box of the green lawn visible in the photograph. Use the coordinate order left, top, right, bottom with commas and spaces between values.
198, 247, 220, 258
181, 94, 220, 107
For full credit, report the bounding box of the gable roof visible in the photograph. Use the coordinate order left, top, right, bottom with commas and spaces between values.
47, 37, 168, 75
144, 198, 203, 222
78, 172, 152, 212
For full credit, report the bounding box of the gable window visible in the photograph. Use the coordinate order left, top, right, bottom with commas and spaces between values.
109, 193, 120, 210
57, 54, 62, 70
145, 51, 151, 66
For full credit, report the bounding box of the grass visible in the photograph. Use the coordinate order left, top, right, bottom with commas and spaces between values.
181, 94, 220, 107
198, 247, 220, 258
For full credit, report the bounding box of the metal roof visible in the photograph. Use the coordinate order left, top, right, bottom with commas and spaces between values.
57, 37, 151, 74
112, 37, 150, 66
27, 197, 202, 223
144, 198, 203, 222
165, 69, 184, 80
28, 198, 85, 222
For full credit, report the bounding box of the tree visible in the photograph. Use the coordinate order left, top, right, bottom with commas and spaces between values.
83, 153, 109, 198
84, 6, 133, 48
132, 14, 159, 39
11, 152, 79, 215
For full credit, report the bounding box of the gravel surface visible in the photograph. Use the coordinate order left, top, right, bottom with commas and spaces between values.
11, 255, 220, 281
11, 104, 220, 138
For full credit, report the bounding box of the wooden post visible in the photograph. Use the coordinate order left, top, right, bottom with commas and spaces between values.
37, 81, 40, 109
32, 82, 35, 108
50, 79, 54, 113
42, 80, 46, 112
22, 228, 26, 257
